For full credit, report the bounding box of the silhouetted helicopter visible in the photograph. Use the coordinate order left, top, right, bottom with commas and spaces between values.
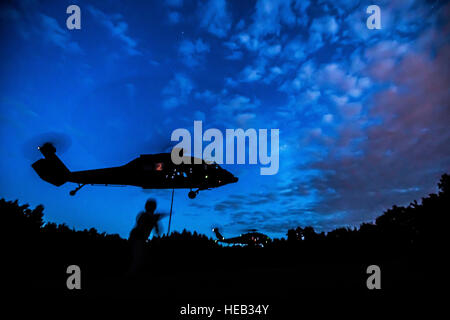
212, 227, 270, 247
31, 142, 238, 199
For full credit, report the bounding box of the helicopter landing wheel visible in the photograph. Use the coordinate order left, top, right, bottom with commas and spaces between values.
69, 184, 85, 196
188, 190, 197, 199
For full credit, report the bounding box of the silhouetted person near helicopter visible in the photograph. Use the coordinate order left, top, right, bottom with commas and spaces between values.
128, 199, 165, 276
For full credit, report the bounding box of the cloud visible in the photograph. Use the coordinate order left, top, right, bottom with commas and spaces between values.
194, 90, 217, 103
364, 41, 409, 81
310, 15, 339, 36
1, 4, 82, 54
87, 6, 141, 56
223, 41, 244, 60
279, 59, 316, 93
214, 192, 327, 235
38, 14, 83, 54
282, 38, 306, 62
162, 74, 194, 109
322, 114, 334, 123
211, 94, 260, 127
226, 51, 243, 60
263, 44, 282, 57
249, 0, 299, 37
280, 59, 370, 104
238, 58, 267, 83
207, 2, 450, 234
317, 64, 359, 93
193, 110, 206, 121
302, 15, 340, 53
225, 77, 238, 87
240, 65, 264, 82
303, 41, 450, 227
235, 113, 256, 127
199, 0, 232, 38
222, 0, 311, 57
179, 38, 210, 67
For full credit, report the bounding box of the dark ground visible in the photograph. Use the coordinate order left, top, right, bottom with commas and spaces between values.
2, 174, 447, 316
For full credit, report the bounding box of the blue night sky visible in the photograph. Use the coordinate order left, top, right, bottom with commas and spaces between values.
0, 0, 449, 239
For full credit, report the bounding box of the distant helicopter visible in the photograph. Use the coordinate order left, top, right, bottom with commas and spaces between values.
31, 142, 238, 199
212, 227, 270, 247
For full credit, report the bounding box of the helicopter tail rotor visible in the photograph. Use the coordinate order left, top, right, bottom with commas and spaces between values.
211, 226, 225, 241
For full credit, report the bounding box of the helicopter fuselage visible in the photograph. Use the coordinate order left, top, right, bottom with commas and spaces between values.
69, 154, 238, 190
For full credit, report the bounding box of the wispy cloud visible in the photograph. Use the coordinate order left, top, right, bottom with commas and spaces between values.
241, 0, 311, 48
199, 0, 231, 38
178, 38, 210, 67
38, 14, 83, 54
162, 74, 194, 109
1, 5, 82, 54
87, 5, 141, 56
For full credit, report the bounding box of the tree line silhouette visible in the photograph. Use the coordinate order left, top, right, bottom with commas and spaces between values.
2, 174, 447, 297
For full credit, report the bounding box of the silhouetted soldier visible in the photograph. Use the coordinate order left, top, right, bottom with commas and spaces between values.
128, 199, 165, 276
